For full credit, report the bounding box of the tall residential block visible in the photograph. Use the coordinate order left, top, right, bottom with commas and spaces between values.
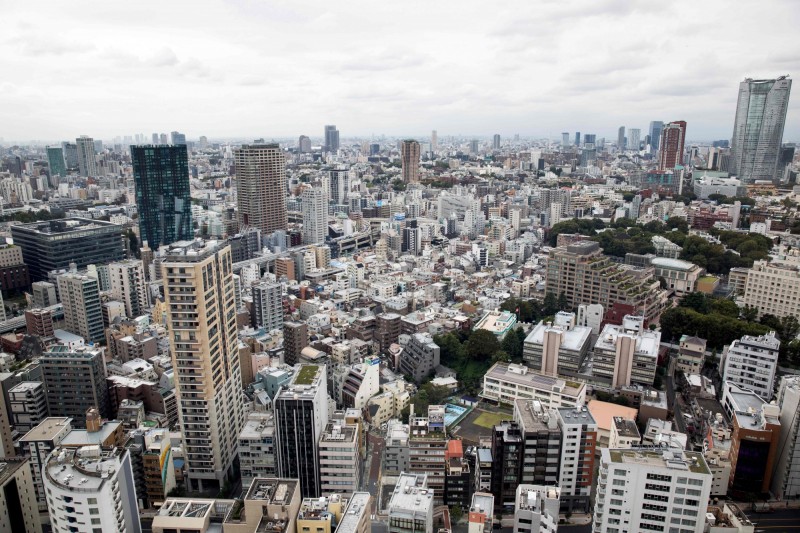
161, 240, 244, 491
301, 187, 327, 245
741, 260, 800, 319
108, 260, 148, 319
57, 273, 104, 343
401, 140, 421, 184
0, 458, 42, 533
235, 144, 287, 234
11, 218, 124, 281
252, 281, 283, 332
76, 135, 97, 177
131, 144, 192, 247
731, 76, 792, 182
41, 346, 109, 424
658, 120, 687, 170
722, 331, 780, 400
274, 364, 329, 498
324, 125, 340, 152
617, 126, 625, 150
283, 321, 308, 366
25, 308, 54, 338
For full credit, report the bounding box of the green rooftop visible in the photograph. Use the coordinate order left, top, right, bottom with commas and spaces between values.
294, 365, 320, 385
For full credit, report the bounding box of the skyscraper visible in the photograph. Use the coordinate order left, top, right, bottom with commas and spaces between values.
170, 131, 186, 145
298, 135, 311, 153
235, 144, 287, 234
252, 281, 284, 332
493, 134, 501, 150
61, 142, 78, 170
324, 125, 340, 152
301, 187, 327, 244
431, 130, 438, 151
108, 260, 148, 319
617, 126, 625, 150
658, 120, 687, 170
648, 121, 664, 152
730, 76, 792, 182
57, 273, 104, 343
629, 128, 641, 151
561, 132, 570, 147
161, 240, 244, 491
46, 147, 66, 179
76, 135, 97, 177
400, 140, 420, 183
152, 133, 159, 144
574, 132, 581, 146
131, 144, 192, 247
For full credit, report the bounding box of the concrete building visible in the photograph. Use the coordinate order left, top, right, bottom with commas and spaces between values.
387, 473, 433, 533
741, 261, 800, 319
608, 417, 640, 449
513, 485, 559, 533
76, 135, 98, 177
677, 335, 707, 376
252, 281, 284, 332
31, 281, 57, 308
651, 257, 703, 296
555, 407, 597, 512
693, 175, 746, 199
283, 321, 308, 366
0, 457, 42, 533
238, 411, 276, 489
408, 406, 448, 506
593, 448, 712, 533
108, 260, 148, 319
161, 240, 244, 492
11, 218, 124, 282
474, 309, 518, 340
337, 492, 371, 533
319, 422, 361, 496
18, 417, 73, 510
722, 331, 780, 400
302, 187, 327, 245
234, 144, 288, 234
772, 376, 800, 500
657, 120, 687, 171
41, 345, 109, 423
126, 427, 176, 508
222, 477, 301, 533
399, 333, 440, 384
44, 445, 141, 533
652, 235, 682, 259
57, 273, 104, 343
482, 363, 586, 408
25, 308, 54, 338
401, 140, 421, 184
274, 364, 329, 498
296, 495, 344, 533
593, 315, 660, 388
523, 312, 592, 377
8, 381, 48, 435
468, 492, 494, 533
383, 419, 410, 476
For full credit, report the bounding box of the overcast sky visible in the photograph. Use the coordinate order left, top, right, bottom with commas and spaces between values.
3, 0, 799, 144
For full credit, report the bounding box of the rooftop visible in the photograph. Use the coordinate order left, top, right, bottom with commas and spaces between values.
651, 257, 700, 271
525, 320, 592, 352
44, 445, 126, 492
474, 310, 517, 335
11, 217, 122, 236
0, 457, 29, 486
605, 448, 711, 475
587, 400, 638, 431
244, 478, 298, 504
486, 362, 585, 398
293, 364, 322, 386
613, 416, 641, 438
336, 493, 371, 533
19, 417, 72, 442
388, 473, 434, 513
61, 421, 122, 447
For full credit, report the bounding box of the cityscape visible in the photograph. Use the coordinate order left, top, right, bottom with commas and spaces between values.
2, 3, 800, 533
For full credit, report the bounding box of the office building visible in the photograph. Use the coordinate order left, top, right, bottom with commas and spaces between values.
298, 135, 311, 153
41, 346, 109, 424
31, 281, 57, 308
617, 126, 625, 150
274, 364, 329, 498
772, 376, 800, 499
387, 473, 434, 533
561, 132, 570, 147
741, 261, 800, 319
648, 121, 664, 152
399, 333, 440, 384
513, 485, 559, 533
593, 448, 711, 533
593, 315, 660, 388
492, 134, 501, 150
408, 406, 448, 505
108, 260, 148, 319
8, 381, 48, 435
0, 458, 42, 533
131, 144, 192, 247
46, 146, 66, 179
325, 125, 340, 152
11, 218, 125, 281
161, 240, 244, 491
235, 144, 288, 234
170, 131, 186, 145
252, 281, 283, 332
555, 407, 597, 512
628, 128, 640, 151
283, 321, 308, 366
401, 140, 421, 184
238, 411, 276, 490
658, 120, 687, 170
319, 422, 361, 496
431, 130, 437, 151
44, 445, 141, 533
730, 76, 792, 182
522, 312, 592, 377
57, 273, 104, 342
722, 331, 780, 400
76, 135, 98, 177
482, 362, 586, 408
302, 187, 327, 244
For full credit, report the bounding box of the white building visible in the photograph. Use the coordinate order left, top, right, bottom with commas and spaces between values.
387, 473, 433, 533
302, 187, 327, 245
721, 331, 780, 401
772, 376, 800, 499
482, 362, 586, 408
319, 422, 361, 496
18, 417, 73, 511
238, 411, 275, 490
108, 260, 148, 319
468, 492, 494, 533
44, 445, 141, 533
593, 315, 660, 388
593, 448, 712, 533
513, 485, 559, 533
741, 261, 800, 319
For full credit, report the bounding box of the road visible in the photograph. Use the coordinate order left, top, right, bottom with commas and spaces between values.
745, 507, 800, 531
365, 429, 385, 512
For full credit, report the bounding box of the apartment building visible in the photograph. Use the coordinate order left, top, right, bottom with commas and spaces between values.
722, 331, 780, 400
482, 363, 586, 408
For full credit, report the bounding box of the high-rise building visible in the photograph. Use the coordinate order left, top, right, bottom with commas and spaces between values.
235, 144, 288, 234
11, 218, 124, 282
722, 331, 780, 400
593, 315, 661, 388
24, 308, 54, 338
408, 405, 448, 505
57, 273, 104, 343
493, 134, 501, 150
8, 382, 48, 435
772, 376, 800, 499
574, 132, 581, 147
593, 448, 712, 533
617, 126, 625, 150
76, 135, 97, 177
561, 132, 570, 147
44, 446, 141, 533
61, 142, 78, 170
730, 76, 792, 182
46, 146, 66, 179
283, 321, 308, 366
274, 364, 329, 498
741, 260, 800, 319
252, 281, 283, 332
131, 144, 192, 247
431, 130, 438, 151
301, 187, 327, 245
658, 120, 687, 170
324, 125, 340, 152
170, 131, 186, 145
0, 458, 42, 533
401, 140, 421, 184
298, 135, 311, 153
41, 345, 109, 423
629, 128, 641, 151
329, 168, 349, 205
648, 121, 664, 152
238, 411, 276, 489
522, 311, 592, 377
108, 260, 148, 319
161, 240, 244, 491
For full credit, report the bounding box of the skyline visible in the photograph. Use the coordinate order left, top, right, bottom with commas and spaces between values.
2, 0, 800, 142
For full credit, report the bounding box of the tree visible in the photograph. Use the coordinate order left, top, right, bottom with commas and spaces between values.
465, 329, 501, 361
492, 350, 510, 363
543, 292, 559, 316
780, 315, 800, 342
557, 292, 569, 312
741, 305, 759, 322
501, 329, 524, 362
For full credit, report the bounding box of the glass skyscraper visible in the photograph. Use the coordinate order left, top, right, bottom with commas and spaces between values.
731, 76, 792, 182
131, 145, 192, 247
46, 147, 66, 178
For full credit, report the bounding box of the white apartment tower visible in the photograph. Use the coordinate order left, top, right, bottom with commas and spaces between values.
593, 448, 712, 533
161, 240, 244, 492
108, 259, 148, 319
251, 281, 284, 332
76, 135, 98, 177
722, 331, 780, 400
57, 273, 104, 343
302, 187, 327, 245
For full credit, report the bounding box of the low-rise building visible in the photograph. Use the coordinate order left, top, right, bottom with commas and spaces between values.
399, 333, 440, 384
513, 485, 559, 533
593, 315, 660, 388
608, 416, 641, 449
467, 492, 494, 533
387, 473, 433, 533
523, 312, 592, 377
482, 363, 586, 408
677, 335, 707, 375
473, 309, 517, 340
651, 257, 703, 296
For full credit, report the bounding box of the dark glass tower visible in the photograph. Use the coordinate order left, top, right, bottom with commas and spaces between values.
131, 145, 192, 247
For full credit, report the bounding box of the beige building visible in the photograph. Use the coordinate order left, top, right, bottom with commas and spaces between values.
161, 240, 244, 492
57, 273, 104, 343
224, 477, 301, 533
741, 260, 800, 319
0, 243, 24, 267
400, 140, 421, 184
108, 259, 149, 319
0, 457, 42, 533
234, 144, 288, 234
593, 315, 660, 388
482, 362, 586, 408
523, 311, 592, 377
651, 257, 703, 296
319, 422, 361, 496
297, 495, 345, 533
677, 335, 707, 375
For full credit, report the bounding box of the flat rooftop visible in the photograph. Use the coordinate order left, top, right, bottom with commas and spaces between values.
389, 473, 433, 513
525, 321, 592, 352
613, 417, 641, 438
0, 457, 29, 486
336, 493, 371, 533
11, 217, 122, 236
245, 478, 298, 504
61, 421, 122, 447
486, 363, 585, 398
605, 448, 710, 475
45, 446, 124, 492
19, 417, 72, 442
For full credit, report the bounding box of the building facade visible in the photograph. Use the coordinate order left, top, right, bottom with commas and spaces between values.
722, 331, 780, 400
234, 144, 288, 234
